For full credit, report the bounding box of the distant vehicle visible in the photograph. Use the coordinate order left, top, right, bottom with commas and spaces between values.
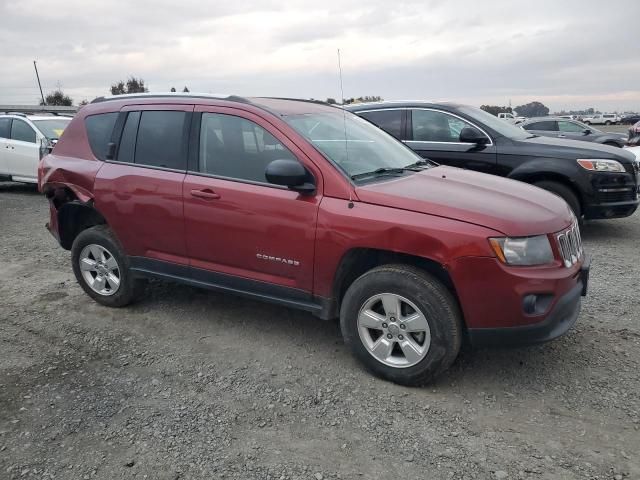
558, 115, 578, 121
347, 101, 638, 220
629, 121, 640, 146
520, 117, 627, 148
0, 113, 71, 183
582, 113, 619, 125
498, 112, 525, 122
621, 113, 640, 125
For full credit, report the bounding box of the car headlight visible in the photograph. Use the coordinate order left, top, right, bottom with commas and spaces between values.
577, 159, 625, 172
489, 235, 554, 266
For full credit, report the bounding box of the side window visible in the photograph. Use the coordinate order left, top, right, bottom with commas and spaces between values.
199, 113, 298, 183
411, 109, 481, 143
0, 118, 11, 139
359, 110, 403, 139
135, 111, 187, 170
85, 113, 118, 160
558, 121, 586, 133
10, 120, 37, 143
523, 121, 558, 131
116, 111, 141, 164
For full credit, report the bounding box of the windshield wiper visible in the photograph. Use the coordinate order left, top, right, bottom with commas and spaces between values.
351, 167, 410, 180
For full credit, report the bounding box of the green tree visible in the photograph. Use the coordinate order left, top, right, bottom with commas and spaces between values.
40, 89, 73, 106
110, 76, 148, 95
514, 101, 549, 118
480, 105, 512, 116
326, 98, 337, 104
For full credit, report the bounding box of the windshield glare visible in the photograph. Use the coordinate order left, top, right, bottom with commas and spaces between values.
32, 118, 71, 140
458, 106, 531, 140
284, 111, 427, 178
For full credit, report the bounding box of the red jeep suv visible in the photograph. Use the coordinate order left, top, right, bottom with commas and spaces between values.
39, 94, 590, 385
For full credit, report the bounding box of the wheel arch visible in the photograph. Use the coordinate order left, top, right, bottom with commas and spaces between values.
327, 247, 459, 320
57, 200, 108, 250
508, 167, 584, 212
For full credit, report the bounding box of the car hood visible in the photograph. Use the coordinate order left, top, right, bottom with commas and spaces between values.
515, 135, 635, 162
355, 166, 573, 236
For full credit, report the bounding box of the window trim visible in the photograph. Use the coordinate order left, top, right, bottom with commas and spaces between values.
356, 107, 494, 146
189, 111, 312, 191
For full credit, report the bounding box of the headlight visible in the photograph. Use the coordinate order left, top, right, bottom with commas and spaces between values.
577, 159, 625, 172
489, 235, 554, 266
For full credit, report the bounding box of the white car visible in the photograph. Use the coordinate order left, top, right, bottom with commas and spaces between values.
582, 113, 619, 125
0, 113, 71, 184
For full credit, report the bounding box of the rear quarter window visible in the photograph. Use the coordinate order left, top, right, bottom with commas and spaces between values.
85, 112, 118, 160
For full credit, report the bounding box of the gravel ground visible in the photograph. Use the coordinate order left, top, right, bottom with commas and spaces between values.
1, 182, 639, 480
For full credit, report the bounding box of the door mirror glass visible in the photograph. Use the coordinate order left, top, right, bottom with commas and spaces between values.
459, 126, 489, 145
583, 128, 592, 135
265, 159, 315, 193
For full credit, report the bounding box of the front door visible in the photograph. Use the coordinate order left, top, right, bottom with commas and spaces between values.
0, 118, 10, 175
405, 108, 497, 174
6, 119, 39, 181
183, 107, 321, 294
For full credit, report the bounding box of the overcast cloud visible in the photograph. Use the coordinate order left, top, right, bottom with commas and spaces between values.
0, 0, 638, 111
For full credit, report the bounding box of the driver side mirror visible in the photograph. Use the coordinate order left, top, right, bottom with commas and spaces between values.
459, 126, 489, 145
265, 159, 315, 194
582, 128, 592, 135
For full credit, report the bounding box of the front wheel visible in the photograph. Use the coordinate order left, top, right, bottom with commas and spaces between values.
71, 225, 143, 307
605, 121, 611, 125
340, 265, 462, 386
534, 180, 581, 219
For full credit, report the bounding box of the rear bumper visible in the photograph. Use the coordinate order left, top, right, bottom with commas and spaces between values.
467, 255, 590, 347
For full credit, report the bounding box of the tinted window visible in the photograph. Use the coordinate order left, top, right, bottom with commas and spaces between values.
85, 113, 118, 160
359, 110, 403, 139
523, 121, 558, 131
199, 113, 297, 183
558, 121, 586, 133
0, 118, 10, 139
11, 120, 36, 143
135, 111, 187, 170
117, 111, 141, 164
411, 109, 481, 142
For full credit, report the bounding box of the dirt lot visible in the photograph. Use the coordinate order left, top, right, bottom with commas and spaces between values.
1, 183, 639, 480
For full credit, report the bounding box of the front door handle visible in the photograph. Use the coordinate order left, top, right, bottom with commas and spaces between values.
190, 188, 220, 200
557, 134, 566, 138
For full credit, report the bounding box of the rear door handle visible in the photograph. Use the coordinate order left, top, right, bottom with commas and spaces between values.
190, 188, 220, 200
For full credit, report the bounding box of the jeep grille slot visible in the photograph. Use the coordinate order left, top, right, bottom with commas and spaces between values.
556, 222, 583, 268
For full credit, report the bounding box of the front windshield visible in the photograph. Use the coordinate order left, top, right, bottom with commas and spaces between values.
32, 118, 71, 140
458, 106, 531, 140
284, 111, 429, 178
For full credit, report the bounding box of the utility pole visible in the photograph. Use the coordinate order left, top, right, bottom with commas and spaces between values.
33, 60, 46, 105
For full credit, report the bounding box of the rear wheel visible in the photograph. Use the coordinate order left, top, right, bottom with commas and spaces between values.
340, 264, 462, 386
534, 180, 581, 219
71, 225, 143, 307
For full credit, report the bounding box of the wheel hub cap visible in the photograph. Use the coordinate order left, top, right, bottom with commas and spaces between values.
357, 293, 431, 368
79, 244, 121, 296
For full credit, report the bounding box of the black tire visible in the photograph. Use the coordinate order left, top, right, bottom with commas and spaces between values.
605, 121, 611, 125
340, 264, 462, 386
71, 225, 143, 307
534, 180, 581, 218
584, 121, 591, 125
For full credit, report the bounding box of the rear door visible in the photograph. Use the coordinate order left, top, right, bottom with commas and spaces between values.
522, 120, 559, 139
6, 118, 40, 181
557, 120, 591, 141
93, 105, 192, 265
183, 106, 321, 294
406, 108, 497, 173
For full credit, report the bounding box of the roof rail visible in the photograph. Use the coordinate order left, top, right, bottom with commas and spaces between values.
0, 105, 78, 114
259, 97, 332, 106
90, 92, 250, 104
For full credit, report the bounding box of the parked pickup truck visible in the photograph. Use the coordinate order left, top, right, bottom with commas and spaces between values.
39, 93, 589, 386
582, 113, 619, 125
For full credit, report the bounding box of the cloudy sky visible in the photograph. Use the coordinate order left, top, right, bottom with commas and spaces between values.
1, 0, 638, 111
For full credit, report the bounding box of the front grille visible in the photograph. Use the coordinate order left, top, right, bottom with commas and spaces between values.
597, 189, 637, 203
556, 222, 583, 268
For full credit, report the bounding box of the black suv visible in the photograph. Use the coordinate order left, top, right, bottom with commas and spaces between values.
346, 102, 639, 220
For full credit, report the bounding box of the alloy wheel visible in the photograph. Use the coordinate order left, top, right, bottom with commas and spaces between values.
79, 244, 121, 296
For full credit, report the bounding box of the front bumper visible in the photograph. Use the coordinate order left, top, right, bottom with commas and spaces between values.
449, 252, 590, 347
468, 255, 590, 347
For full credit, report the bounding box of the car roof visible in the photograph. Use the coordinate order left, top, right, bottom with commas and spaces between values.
89, 92, 339, 116
0, 113, 72, 121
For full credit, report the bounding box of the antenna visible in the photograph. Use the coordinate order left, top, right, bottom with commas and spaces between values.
337, 49, 354, 206
33, 60, 46, 106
